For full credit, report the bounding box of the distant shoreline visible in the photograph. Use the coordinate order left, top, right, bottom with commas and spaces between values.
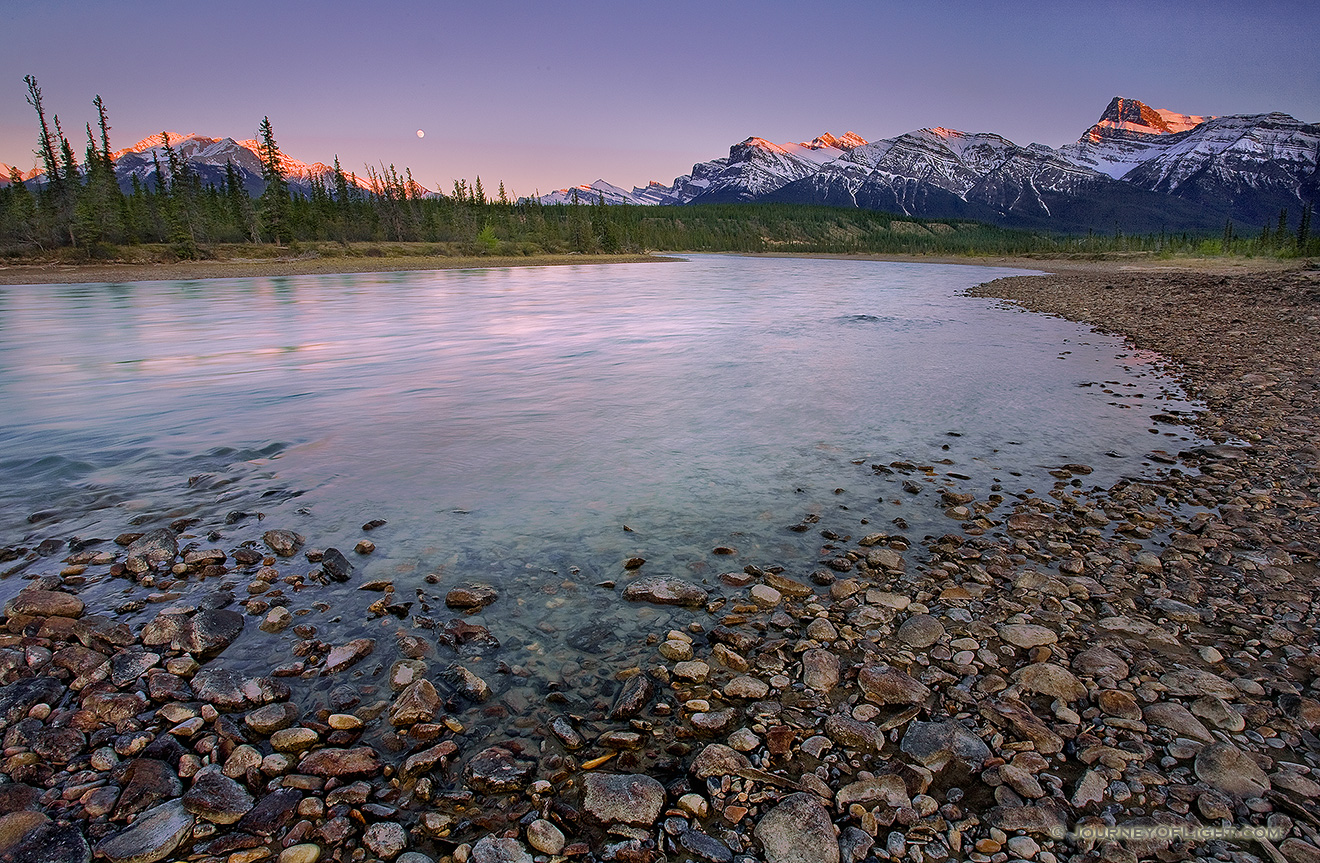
0, 247, 1306, 285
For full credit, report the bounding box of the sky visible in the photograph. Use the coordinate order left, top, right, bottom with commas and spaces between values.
2, 0, 1318, 198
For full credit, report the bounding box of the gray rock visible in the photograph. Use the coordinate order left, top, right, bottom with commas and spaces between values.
899, 720, 990, 777
298, 747, 382, 777
897, 614, 944, 648
998, 623, 1057, 649
985, 803, 1068, 839
236, 788, 302, 836
190, 667, 249, 710
1143, 702, 1214, 742
824, 715, 886, 754
127, 529, 178, 563
112, 759, 182, 820
754, 792, 840, 863
245, 702, 300, 735
1012, 663, 1086, 702
622, 576, 709, 607
95, 800, 194, 863
389, 679, 441, 726
181, 764, 254, 824
581, 773, 665, 826
1194, 742, 1270, 798
525, 820, 565, 856
690, 744, 751, 779
680, 829, 733, 863
181, 608, 244, 656
110, 650, 160, 688
471, 838, 532, 863
858, 666, 930, 705
5, 589, 84, 619
446, 665, 492, 702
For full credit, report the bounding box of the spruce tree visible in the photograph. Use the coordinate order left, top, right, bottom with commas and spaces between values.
256, 116, 291, 245
1299, 204, 1312, 251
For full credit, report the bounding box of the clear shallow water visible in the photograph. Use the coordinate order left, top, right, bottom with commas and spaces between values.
0, 256, 1197, 690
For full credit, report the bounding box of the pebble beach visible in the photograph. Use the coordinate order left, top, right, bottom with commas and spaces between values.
2, 260, 1320, 863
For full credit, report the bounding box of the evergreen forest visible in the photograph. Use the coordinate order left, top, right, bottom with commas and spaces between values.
2, 79, 1316, 262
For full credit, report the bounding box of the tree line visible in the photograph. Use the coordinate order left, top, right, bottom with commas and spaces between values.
2, 78, 1316, 261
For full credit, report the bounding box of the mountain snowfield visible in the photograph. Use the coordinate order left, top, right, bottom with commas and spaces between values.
540, 97, 1320, 232
3, 97, 1316, 232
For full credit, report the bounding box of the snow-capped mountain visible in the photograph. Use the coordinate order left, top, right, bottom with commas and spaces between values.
2, 132, 423, 198
536, 98, 1318, 233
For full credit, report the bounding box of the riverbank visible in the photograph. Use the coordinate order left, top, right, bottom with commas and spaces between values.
0, 247, 669, 285
2, 264, 1319, 863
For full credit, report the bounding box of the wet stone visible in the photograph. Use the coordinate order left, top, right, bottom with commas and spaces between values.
526, 820, 565, 856
127, 529, 179, 563
609, 674, 655, 719
622, 576, 709, 607
95, 799, 194, 863
364, 822, 408, 860
389, 679, 441, 725
324, 638, 375, 673
801, 649, 839, 692
320, 547, 354, 582
1071, 645, 1129, 679
680, 829, 733, 863
899, 720, 990, 777
5, 588, 85, 619
690, 743, 751, 779
445, 584, 498, 610
182, 764, 254, 824
1012, 662, 1086, 702
262, 530, 304, 557
237, 788, 302, 836
465, 746, 536, 794
298, 746, 382, 778
581, 773, 665, 826
114, 758, 182, 820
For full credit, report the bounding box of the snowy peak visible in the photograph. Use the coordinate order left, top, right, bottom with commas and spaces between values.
1091, 97, 1210, 138
800, 132, 868, 151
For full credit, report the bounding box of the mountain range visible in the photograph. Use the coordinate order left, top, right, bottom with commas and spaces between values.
4, 97, 1318, 234
540, 97, 1320, 233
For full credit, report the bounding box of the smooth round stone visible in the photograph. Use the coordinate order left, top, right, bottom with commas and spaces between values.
677, 793, 709, 818
281, 843, 322, 863
328, 714, 363, 731
270, 728, 320, 753
659, 640, 694, 661
725, 676, 769, 700
526, 820, 564, 856
751, 585, 782, 607
898, 614, 944, 648
999, 623, 1057, 649
673, 661, 710, 682
364, 822, 408, 859
727, 728, 762, 752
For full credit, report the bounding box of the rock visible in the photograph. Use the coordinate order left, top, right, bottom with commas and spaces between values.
764, 572, 813, 597
1000, 763, 1045, 799
320, 548, 354, 582
364, 823, 408, 860
1143, 702, 1214, 742
754, 792, 840, 863
245, 702, 300, 734
1071, 769, 1108, 808
95, 800, 194, 863
260, 607, 292, 633
110, 650, 160, 688
465, 746, 536, 794
2, 819, 90, 863
1279, 840, 1320, 863
262, 530, 304, 557
680, 830, 733, 863
445, 584, 498, 610
750, 584, 782, 607
446, 665, 492, 702
237, 788, 302, 836
1012, 663, 1086, 702
182, 608, 245, 656
1160, 668, 1238, 701
986, 803, 1068, 838
899, 720, 990, 777
622, 576, 708, 607
0, 812, 50, 857
724, 675, 769, 699
1096, 689, 1142, 720
659, 639, 693, 661
471, 837, 532, 863
691, 708, 739, 735
189, 667, 249, 710
865, 547, 903, 571
280, 846, 321, 863
835, 775, 909, 810
0, 678, 64, 724
1072, 645, 1129, 679
526, 820, 565, 856
998, 623, 1057, 649
1194, 742, 1270, 798
389, 679, 441, 725
690, 744, 751, 779
673, 660, 710, 682
127, 529, 178, 563
609, 674, 655, 719
801, 649, 839, 692
270, 727, 319, 752
897, 614, 944, 648
581, 773, 665, 826
182, 764, 254, 824
1191, 694, 1245, 731
113, 758, 182, 819
5, 588, 84, 619
299, 746, 382, 777
324, 638, 375, 673
824, 715, 885, 754
858, 666, 930, 705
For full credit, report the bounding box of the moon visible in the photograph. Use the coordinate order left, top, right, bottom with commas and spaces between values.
416, 130, 425, 138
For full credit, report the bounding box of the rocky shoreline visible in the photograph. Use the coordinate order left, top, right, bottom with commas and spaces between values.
3, 265, 1320, 863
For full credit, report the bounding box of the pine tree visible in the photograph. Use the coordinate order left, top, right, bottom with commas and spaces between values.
1276, 208, 1288, 246
1299, 204, 1312, 250
473, 176, 486, 206
256, 116, 291, 244
497, 181, 509, 206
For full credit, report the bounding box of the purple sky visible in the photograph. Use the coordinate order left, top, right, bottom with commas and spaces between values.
3, 0, 1318, 198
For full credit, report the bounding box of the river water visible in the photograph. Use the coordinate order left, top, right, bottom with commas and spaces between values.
0, 255, 1196, 704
